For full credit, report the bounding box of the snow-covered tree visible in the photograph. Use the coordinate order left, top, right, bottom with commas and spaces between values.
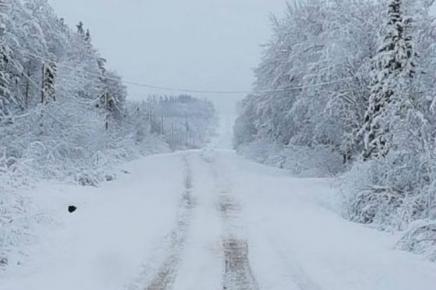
41, 61, 56, 104
0, 0, 20, 119
0, 28, 12, 118
234, 0, 382, 171
361, 0, 416, 161
96, 57, 126, 130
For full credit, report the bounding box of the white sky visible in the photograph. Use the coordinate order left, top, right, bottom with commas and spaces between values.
48, 0, 287, 113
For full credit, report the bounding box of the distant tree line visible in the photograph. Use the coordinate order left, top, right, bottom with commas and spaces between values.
126, 95, 216, 151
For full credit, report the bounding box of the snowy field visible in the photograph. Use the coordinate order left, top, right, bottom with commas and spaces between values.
2, 121, 436, 290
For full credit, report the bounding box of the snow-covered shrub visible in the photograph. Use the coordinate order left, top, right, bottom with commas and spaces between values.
397, 220, 436, 261
342, 160, 402, 228
342, 149, 431, 230
238, 140, 343, 177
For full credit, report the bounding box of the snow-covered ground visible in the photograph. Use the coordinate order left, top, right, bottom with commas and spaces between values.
2, 119, 436, 290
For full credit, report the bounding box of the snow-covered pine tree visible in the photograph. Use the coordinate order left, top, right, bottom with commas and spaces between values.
0, 0, 16, 119
362, 0, 416, 161
0, 34, 10, 118
41, 61, 56, 104
77, 21, 85, 36
85, 29, 91, 43
96, 57, 126, 130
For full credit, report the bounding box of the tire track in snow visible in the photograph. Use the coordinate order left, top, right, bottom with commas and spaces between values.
203, 150, 320, 290
219, 196, 259, 290
222, 238, 259, 290
128, 155, 195, 290
144, 155, 194, 290
201, 150, 260, 290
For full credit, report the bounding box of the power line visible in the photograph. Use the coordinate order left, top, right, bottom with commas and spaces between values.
18, 49, 353, 96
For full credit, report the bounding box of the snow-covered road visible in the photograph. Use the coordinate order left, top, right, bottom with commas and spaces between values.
3, 148, 436, 289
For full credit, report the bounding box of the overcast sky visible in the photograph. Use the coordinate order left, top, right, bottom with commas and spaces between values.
48, 0, 286, 113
